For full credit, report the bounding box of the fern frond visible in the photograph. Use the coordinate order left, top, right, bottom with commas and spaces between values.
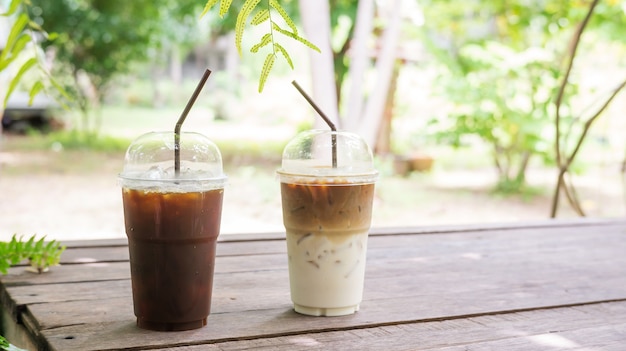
259, 53, 276, 92
269, 0, 298, 34
200, 0, 219, 18
251, 9, 270, 26
272, 23, 321, 53
274, 43, 294, 69
235, 0, 261, 56
219, 0, 234, 17
251, 33, 272, 53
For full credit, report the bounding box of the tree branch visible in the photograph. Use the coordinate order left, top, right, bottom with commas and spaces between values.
563, 174, 585, 216
554, 0, 599, 166
563, 78, 626, 171
550, 0, 599, 218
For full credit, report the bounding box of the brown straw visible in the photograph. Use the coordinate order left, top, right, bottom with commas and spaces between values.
291, 80, 337, 168
175, 69, 212, 176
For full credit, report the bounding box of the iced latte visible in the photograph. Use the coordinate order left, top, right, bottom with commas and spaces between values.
281, 181, 374, 316
278, 130, 378, 316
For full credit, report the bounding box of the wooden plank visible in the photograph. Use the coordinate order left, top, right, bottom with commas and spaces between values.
56, 218, 626, 255
22, 269, 626, 331
40, 299, 626, 351
35, 220, 623, 269
58, 239, 290, 264
33, 221, 626, 273
147, 301, 626, 351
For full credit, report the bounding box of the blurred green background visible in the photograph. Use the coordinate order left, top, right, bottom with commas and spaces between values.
1, 0, 625, 241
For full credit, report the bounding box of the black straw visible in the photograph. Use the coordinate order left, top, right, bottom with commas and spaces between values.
175, 69, 212, 176
291, 80, 337, 168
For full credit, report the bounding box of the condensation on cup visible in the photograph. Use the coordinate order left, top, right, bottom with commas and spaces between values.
277, 129, 378, 316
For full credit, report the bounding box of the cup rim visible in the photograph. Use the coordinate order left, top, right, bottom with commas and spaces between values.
118, 173, 228, 182
276, 169, 378, 185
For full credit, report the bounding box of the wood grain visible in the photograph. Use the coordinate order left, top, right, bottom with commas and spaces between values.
149, 301, 626, 351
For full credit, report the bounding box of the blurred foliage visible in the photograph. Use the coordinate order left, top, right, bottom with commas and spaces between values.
43, 130, 131, 152
29, 0, 205, 90
421, 0, 626, 192
328, 0, 359, 102
0, 0, 69, 109
26, 0, 206, 134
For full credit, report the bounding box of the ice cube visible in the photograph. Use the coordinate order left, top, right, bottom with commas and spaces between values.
146, 166, 165, 180
163, 166, 176, 177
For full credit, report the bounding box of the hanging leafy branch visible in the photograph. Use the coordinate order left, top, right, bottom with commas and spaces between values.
201, 0, 320, 92
0, 0, 71, 109
0, 234, 65, 274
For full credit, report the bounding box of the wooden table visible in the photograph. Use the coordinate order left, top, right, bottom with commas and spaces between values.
1, 219, 626, 350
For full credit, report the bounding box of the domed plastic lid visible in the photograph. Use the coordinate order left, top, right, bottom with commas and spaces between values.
119, 131, 227, 191
277, 129, 378, 184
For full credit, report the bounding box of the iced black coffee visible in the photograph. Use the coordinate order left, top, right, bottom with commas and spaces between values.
123, 188, 223, 330
119, 132, 226, 331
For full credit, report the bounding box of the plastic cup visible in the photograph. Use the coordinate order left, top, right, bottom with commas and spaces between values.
277, 129, 378, 316
119, 131, 227, 331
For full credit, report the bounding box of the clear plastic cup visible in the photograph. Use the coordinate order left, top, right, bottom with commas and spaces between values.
119, 131, 227, 331
277, 129, 378, 316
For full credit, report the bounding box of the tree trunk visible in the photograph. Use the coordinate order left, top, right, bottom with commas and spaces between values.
375, 59, 401, 155
298, 0, 339, 127
357, 0, 403, 148
170, 45, 182, 87
344, 0, 375, 132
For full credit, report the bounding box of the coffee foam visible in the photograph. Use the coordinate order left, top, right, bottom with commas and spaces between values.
276, 171, 378, 186
120, 166, 227, 192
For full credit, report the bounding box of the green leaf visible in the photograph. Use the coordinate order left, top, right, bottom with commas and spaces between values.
235, 0, 261, 56
10, 34, 31, 58
269, 0, 298, 34
0, 334, 9, 347
250, 33, 272, 53
28, 20, 44, 32
0, 13, 29, 63
258, 53, 275, 93
250, 9, 270, 26
0, 54, 16, 71
274, 43, 293, 69
4, 57, 38, 107
25, 235, 35, 250
272, 23, 321, 53
219, 0, 234, 17
1, 0, 23, 16
200, 0, 219, 18
28, 81, 44, 105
